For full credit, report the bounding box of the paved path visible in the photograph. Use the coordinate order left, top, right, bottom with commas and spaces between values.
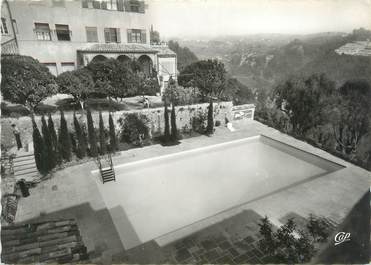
13, 120, 370, 263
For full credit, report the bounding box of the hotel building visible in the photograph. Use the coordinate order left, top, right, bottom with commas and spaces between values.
1, 0, 177, 92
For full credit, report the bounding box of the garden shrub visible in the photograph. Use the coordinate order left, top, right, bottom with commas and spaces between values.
119, 113, 150, 146
1, 103, 30, 117
215, 120, 221, 127
139, 77, 160, 96
191, 111, 207, 134
86, 98, 128, 111
307, 214, 332, 242
258, 216, 331, 263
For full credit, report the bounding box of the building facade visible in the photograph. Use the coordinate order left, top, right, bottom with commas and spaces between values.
1, 0, 177, 92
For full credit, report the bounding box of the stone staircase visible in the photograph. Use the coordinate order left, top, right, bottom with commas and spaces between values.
13, 153, 38, 182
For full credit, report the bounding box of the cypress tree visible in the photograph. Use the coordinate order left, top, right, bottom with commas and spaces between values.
206, 100, 214, 135
70, 132, 77, 155
170, 104, 178, 141
109, 113, 118, 152
164, 100, 170, 141
41, 115, 55, 171
73, 113, 87, 159
58, 110, 72, 161
81, 125, 89, 156
32, 118, 47, 175
48, 114, 61, 165
87, 108, 98, 157
99, 111, 107, 155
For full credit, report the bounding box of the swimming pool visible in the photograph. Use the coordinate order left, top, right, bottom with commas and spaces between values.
93, 135, 343, 250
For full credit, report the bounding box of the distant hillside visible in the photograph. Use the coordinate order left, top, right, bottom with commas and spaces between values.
300, 51, 371, 86
168, 40, 198, 72
264, 28, 371, 87
173, 28, 371, 91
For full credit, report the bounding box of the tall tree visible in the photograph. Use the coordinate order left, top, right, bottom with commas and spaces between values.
170, 104, 178, 141
274, 73, 336, 136
41, 115, 55, 171
163, 77, 180, 141
178, 59, 227, 134
87, 58, 137, 101
32, 118, 47, 175
87, 108, 98, 157
58, 111, 72, 161
206, 100, 214, 135
99, 111, 107, 155
1, 55, 57, 112
56, 68, 94, 110
163, 101, 170, 141
73, 113, 87, 158
48, 114, 61, 165
108, 113, 118, 152
330, 80, 371, 156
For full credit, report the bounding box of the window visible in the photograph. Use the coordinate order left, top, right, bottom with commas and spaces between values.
82, 0, 123, 10
86, 27, 98, 42
1, 18, 8, 34
55, 24, 71, 41
128, 0, 140, 12
106, 0, 118, 10
61, 62, 75, 73
92, 0, 101, 8
127, 29, 146, 43
34, 23, 51, 40
104, 28, 120, 43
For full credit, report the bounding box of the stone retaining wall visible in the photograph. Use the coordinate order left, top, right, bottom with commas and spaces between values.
1, 102, 233, 149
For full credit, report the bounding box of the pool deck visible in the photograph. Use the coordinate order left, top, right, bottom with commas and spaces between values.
12, 120, 371, 263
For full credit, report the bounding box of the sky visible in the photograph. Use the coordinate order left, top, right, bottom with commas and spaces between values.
148, 0, 371, 38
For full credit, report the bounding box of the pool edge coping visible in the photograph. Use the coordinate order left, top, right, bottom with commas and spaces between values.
91, 134, 347, 174
91, 135, 261, 174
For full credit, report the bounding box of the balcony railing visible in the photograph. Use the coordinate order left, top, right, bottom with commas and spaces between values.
1, 38, 19, 55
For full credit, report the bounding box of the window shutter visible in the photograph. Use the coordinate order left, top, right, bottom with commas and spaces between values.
139, 1, 145, 13
117, 0, 124, 11
104, 28, 110, 43
141, 30, 146, 44
127, 29, 132, 43
116, 28, 121, 43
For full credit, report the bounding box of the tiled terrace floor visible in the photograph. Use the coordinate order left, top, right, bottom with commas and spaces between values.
10, 120, 371, 263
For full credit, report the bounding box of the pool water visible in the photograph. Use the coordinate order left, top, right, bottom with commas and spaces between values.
94, 135, 342, 249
